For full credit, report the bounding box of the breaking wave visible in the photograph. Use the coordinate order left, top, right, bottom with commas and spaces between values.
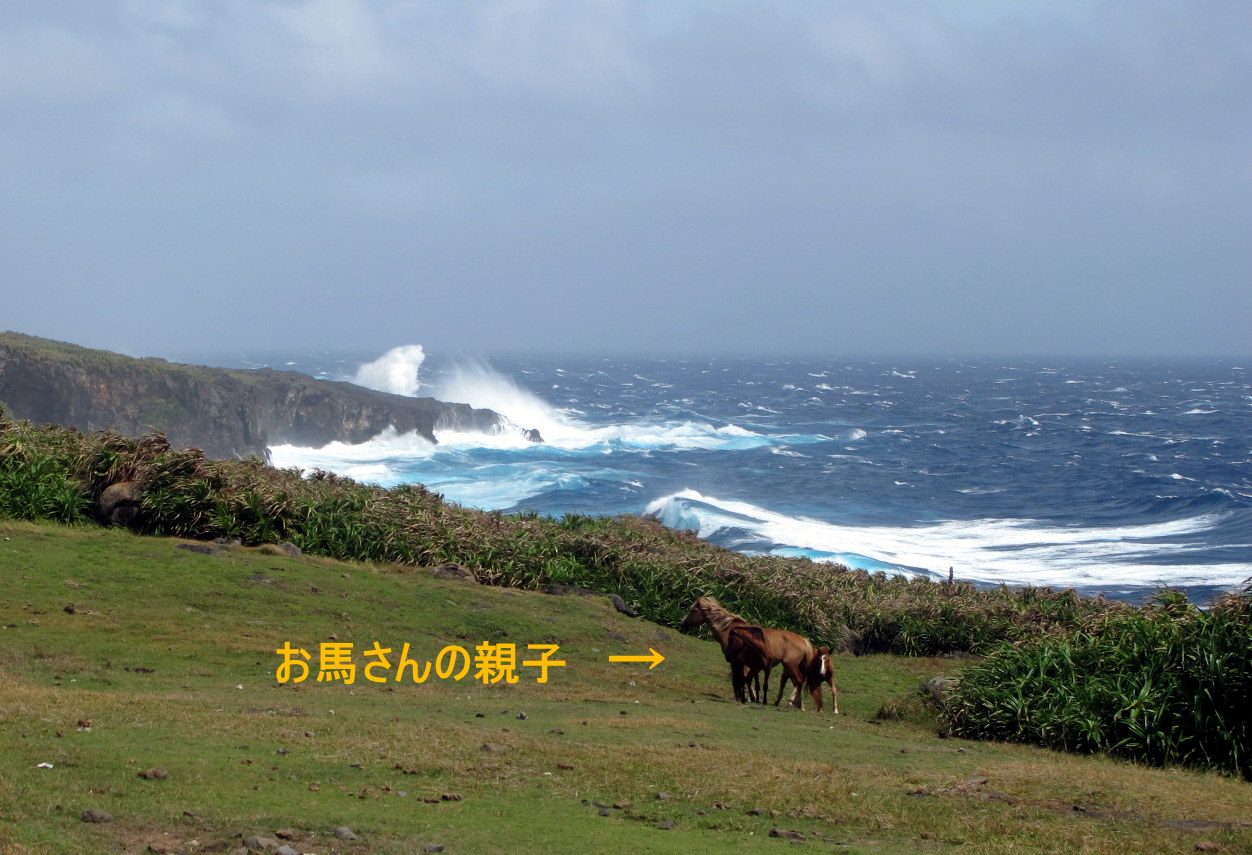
644, 489, 1251, 591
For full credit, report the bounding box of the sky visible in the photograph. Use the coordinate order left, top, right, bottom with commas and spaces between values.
2, 0, 1250, 360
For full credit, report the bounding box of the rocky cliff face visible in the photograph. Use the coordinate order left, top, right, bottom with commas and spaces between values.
0, 332, 532, 460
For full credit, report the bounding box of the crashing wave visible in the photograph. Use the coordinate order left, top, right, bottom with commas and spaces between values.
643, 489, 1247, 590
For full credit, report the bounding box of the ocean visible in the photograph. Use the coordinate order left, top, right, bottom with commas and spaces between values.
193, 348, 1252, 605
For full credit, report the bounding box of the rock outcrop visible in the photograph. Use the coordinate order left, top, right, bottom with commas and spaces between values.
0, 332, 536, 460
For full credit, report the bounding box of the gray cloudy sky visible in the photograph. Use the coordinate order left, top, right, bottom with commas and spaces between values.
3, 1, 1249, 359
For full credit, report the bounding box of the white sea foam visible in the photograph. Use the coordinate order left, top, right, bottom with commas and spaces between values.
269, 426, 437, 483
643, 489, 1250, 590
270, 418, 819, 489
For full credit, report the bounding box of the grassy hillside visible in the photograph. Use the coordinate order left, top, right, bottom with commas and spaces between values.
1, 521, 1249, 854
0, 411, 1111, 658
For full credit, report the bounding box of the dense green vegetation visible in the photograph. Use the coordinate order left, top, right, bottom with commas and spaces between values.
946, 588, 1252, 779
3, 409, 1250, 782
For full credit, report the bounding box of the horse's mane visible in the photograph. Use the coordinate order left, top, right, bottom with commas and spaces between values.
696, 596, 748, 634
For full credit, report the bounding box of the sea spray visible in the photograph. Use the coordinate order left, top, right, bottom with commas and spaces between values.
352, 345, 426, 397
429, 357, 577, 443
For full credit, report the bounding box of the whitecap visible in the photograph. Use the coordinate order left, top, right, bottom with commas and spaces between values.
643, 490, 1250, 590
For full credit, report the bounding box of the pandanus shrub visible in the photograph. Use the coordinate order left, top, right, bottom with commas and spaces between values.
944, 586, 1252, 778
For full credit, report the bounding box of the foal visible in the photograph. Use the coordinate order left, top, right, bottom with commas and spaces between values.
803, 646, 839, 714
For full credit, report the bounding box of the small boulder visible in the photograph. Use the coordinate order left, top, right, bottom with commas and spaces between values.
81, 809, 113, 823
258, 542, 301, 557
243, 835, 280, 850
922, 676, 959, 704
178, 542, 222, 556
97, 481, 143, 527
433, 563, 478, 583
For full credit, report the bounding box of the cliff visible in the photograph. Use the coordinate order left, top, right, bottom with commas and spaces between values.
0, 332, 533, 460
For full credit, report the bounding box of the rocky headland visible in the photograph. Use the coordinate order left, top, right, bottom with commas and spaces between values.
0, 332, 537, 460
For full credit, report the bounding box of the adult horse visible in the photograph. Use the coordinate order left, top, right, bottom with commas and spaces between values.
728, 623, 820, 709
680, 596, 762, 702
681, 596, 814, 708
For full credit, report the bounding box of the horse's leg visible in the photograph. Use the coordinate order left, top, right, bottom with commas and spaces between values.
761, 666, 774, 705
739, 662, 754, 703
819, 653, 839, 714
776, 663, 805, 708
772, 666, 791, 706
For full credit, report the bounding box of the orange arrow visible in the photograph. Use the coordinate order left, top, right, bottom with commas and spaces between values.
608, 648, 665, 669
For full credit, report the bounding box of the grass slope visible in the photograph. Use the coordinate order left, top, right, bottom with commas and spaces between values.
1, 521, 1249, 855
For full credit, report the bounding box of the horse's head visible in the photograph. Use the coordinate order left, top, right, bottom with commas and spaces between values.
808, 647, 834, 685
679, 598, 709, 631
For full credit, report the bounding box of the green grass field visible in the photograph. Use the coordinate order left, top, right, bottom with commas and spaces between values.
1, 521, 1249, 854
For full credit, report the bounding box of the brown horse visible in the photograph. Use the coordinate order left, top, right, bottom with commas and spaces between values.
801, 646, 840, 713
725, 624, 811, 707
681, 596, 763, 702
682, 596, 815, 708
747, 639, 839, 713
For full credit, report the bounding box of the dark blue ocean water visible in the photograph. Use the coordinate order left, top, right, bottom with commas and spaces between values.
195, 348, 1252, 604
